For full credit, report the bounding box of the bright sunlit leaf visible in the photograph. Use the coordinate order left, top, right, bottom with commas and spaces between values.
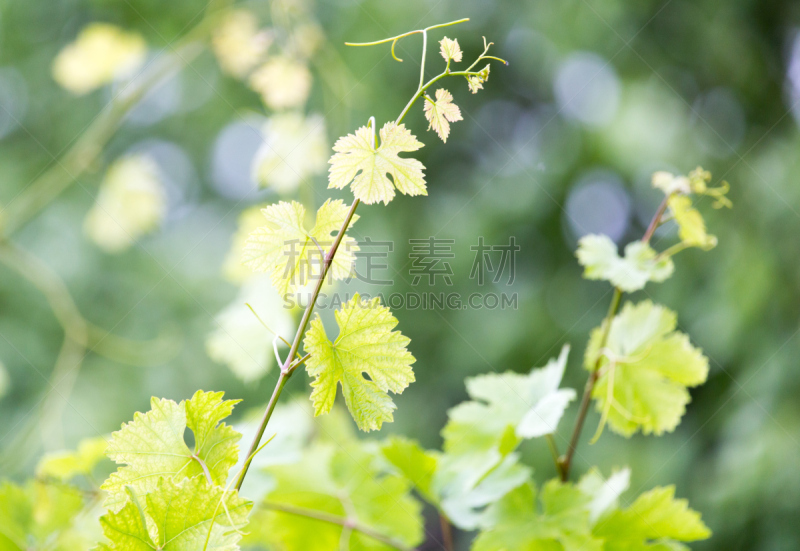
328, 122, 426, 205
303, 293, 415, 431
442, 345, 576, 454
101, 391, 242, 511
585, 300, 709, 437
242, 199, 359, 296
576, 234, 674, 292
668, 194, 718, 250
36, 436, 108, 482
439, 37, 463, 63
424, 88, 463, 143
593, 485, 711, 546
99, 477, 251, 551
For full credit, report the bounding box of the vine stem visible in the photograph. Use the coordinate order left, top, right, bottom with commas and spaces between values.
234, 197, 360, 492
236, 22, 507, 493
558, 195, 671, 481
262, 501, 413, 551
439, 512, 455, 551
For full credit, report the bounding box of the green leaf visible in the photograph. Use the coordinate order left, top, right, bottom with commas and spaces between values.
36, 436, 108, 482
435, 451, 531, 530
101, 391, 242, 511
442, 345, 576, 455
328, 122, 426, 205
439, 36, 463, 62
250, 442, 424, 551
593, 486, 711, 548
303, 293, 415, 431
577, 468, 630, 523
585, 301, 709, 437
0, 480, 85, 550
576, 234, 674, 292
424, 88, 463, 143
381, 436, 438, 504
668, 195, 717, 250
472, 480, 602, 551
242, 199, 360, 296
99, 477, 251, 551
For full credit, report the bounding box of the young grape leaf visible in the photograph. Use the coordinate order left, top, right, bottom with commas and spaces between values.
249, 442, 424, 551
593, 485, 711, 547
424, 89, 463, 143
99, 477, 251, 551
442, 345, 575, 455
585, 301, 709, 437
576, 234, 674, 292
577, 468, 631, 523
439, 36, 463, 62
467, 64, 490, 94
651, 171, 691, 195
328, 122, 426, 205
435, 451, 531, 530
101, 391, 242, 511
472, 480, 602, 551
0, 480, 85, 550
303, 293, 415, 431
36, 435, 109, 482
668, 194, 718, 250
242, 199, 360, 296
381, 436, 438, 504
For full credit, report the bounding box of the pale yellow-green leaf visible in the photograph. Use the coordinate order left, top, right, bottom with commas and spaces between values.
242, 199, 359, 296
472, 480, 602, 551
101, 391, 242, 511
593, 485, 711, 547
467, 64, 490, 94
302, 293, 415, 431
83, 155, 166, 253
439, 36, 463, 62
381, 436, 438, 504
99, 477, 251, 551
36, 436, 108, 481
328, 122, 426, 205
0, 480, 87, 550
585, 301, 709, 437
668, 194, 717, 249
424, 88, 463, 143
576, 234, 674, 292
249, 56, 311, 110
651, 171, 691, 195
249, 442, 423, 551
442, 345, 575, 455
253, 112, 327, 194
52, 23, 146, 95
211, 10, 270, 78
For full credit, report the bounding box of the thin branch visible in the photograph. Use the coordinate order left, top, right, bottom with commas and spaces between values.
262, 501, 414, 551
439, 512, 455, 551
559, 195, 673, 480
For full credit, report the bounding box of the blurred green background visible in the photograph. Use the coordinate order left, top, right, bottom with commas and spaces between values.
1, 0, 799, 549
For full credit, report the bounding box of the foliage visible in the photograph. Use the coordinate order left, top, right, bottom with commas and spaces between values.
0, 8, 737, 551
